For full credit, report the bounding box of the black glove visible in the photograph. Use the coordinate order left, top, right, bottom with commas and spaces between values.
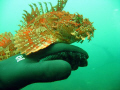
0, 43, 88, 90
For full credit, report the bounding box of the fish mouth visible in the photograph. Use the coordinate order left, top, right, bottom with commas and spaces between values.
40, 51, 88, 70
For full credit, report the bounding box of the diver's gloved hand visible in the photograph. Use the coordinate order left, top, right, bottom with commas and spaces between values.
0, 43, 88, 90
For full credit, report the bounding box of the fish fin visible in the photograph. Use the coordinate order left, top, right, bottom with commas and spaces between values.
20, 0, 68, 26
0, 32, 19, 61
51, 0, 68, 11
14, 27, 57, 55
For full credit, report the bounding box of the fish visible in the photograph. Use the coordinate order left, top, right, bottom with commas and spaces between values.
0, 32, 19, 60
0, 0, 95, 60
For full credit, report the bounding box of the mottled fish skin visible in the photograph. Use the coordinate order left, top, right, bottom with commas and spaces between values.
14, 0, 95, 55
0, 32, 19, 61
0, 0, 95, 60
13, 0, 69, 55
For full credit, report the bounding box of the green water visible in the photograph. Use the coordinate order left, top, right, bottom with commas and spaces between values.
0, 0, 120, 90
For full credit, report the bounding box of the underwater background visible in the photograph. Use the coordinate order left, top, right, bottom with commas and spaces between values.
0, 0, 120, 90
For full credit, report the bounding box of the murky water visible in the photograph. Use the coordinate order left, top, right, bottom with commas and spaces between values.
0, 0, 120, 90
